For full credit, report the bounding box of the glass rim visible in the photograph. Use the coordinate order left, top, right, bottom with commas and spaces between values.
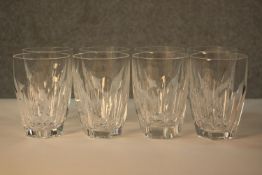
73, 51, 130, 60
13, 53, 71, 60
132, 51, 187, 60
190, 51, 248, 61
187, 46, 237, 52
134, 46, 186, 52
22, 47, 73, 53
79, 46, 130, 52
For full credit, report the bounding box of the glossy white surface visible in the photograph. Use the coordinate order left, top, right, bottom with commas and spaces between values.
0, 99, 261, 175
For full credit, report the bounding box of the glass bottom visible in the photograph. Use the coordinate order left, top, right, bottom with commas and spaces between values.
111, 127, 122, 136
194, 123, 234, 140
145, 125, 181, 139
25, 124, 63, 138
86, 127, 122, 138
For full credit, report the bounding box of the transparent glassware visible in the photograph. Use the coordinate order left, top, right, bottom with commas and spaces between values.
13, 53, 72, 138
189, 48, 248, 140
73, 51, 130, 138
132, 50, 189, 139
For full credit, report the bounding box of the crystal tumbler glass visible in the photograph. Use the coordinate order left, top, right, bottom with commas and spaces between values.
189, 49, 248, 140
73, 52, 130, 138
132, 51, 189, 139
13, 53, 72, 138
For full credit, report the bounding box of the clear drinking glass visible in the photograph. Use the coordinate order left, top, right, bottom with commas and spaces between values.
189, 48, 248, 140
132, 50, 189, 139
73, 51, 130, 138
13, 53, 72, 138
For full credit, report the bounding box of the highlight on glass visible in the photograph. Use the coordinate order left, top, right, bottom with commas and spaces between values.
13, 52, 72, 138
73, 51, 130, 138
189, 47, 248, 140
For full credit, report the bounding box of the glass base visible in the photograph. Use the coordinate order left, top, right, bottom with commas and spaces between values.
86, 129, 112, 138
86, 127, 122, 138
194, 123, 234, 140
145, 125, 181, 139
111, 127, 122, 136
25, 124, 63, 138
